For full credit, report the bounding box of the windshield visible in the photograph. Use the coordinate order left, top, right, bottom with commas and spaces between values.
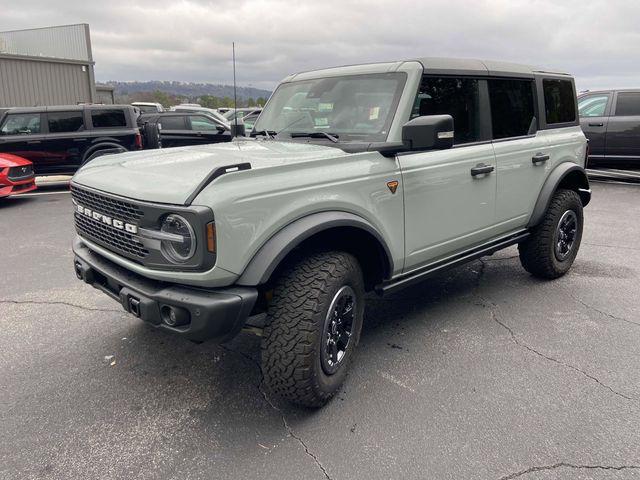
253, 72, 406, 142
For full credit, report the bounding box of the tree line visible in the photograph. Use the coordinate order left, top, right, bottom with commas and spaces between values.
115, 90, 268, 108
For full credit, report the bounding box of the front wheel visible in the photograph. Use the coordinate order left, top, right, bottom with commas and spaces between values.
261, 251, 365, 407
519, 189, 584, 279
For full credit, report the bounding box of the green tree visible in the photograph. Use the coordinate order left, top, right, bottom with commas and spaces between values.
151, 90, 173, 108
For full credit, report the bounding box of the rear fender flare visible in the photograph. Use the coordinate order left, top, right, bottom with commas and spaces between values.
527, 163, 590, 228
82, 142, 128, 164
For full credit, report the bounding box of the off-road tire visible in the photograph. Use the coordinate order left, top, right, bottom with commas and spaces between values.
519, 188, 583, 279
261, 251, 365, 408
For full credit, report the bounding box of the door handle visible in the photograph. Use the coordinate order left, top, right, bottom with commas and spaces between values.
27, 140, 41, 145
470, 164, 494, 176
588, 122, 604, 127
532, 153, 550, 164
73, 138, 88, 142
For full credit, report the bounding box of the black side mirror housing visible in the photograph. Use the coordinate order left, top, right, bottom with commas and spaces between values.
402, 114, 454, 151
230, 123, 246, 138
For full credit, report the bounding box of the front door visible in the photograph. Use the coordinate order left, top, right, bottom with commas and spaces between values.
0, 112, 48, 173
187, 115, 229, 144
400, 75, 496, 272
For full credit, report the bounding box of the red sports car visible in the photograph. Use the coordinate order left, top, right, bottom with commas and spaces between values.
0, 153, 37, 198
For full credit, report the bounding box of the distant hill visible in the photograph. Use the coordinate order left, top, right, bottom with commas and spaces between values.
105, 81, 272, 101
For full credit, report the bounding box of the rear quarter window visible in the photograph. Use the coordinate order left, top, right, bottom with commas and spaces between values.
543, 79, 576, 125
91, 109, 127, 128
614, 92, 640, 116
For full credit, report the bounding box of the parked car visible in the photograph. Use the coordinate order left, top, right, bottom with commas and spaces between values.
578, 89, 640, 165
169, 105, 230, 126
223, 108, 263, 122
138, 112, 231, 148
71, 57, 589, 408
241, 111, 260, 132
0, 153, 36, 197
0, 105, 142, 175
131, 102, 165, 114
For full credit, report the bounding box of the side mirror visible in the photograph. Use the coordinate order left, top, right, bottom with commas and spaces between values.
402, 114, 454, 151
230, 123, 246, 138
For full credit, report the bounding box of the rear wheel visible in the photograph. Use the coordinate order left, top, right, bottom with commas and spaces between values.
261, 251, 364, 407
519, 189, 583, 279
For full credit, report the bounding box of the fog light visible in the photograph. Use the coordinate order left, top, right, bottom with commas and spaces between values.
74, 261, 83, 280
161, 305, 190, 327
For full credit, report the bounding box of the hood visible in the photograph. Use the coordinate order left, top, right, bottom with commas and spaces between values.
0, 153, 33, 167
72, 140, 350, 205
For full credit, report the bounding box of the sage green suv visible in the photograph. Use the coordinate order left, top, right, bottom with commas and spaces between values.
71, 58, 590, 407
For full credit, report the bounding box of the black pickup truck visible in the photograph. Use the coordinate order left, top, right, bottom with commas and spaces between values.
0, 105, 142, 175
578, 89, 640, 165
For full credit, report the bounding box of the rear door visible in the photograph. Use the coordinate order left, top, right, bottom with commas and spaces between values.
43, 110, 87, 173
577, 92, 612, 161
605, 91, 640, 162
399, 75, 497, 271
156, 115, 190, 148
489, 78, 549, 231
0, 112, 48, 174
187, 115, 229, 144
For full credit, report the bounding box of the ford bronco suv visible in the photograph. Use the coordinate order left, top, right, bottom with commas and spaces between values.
71, 58, 590, 407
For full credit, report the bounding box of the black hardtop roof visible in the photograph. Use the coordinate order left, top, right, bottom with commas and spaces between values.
413, 57, 570, 78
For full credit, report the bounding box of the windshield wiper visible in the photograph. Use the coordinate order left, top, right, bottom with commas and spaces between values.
290, 131, 340, 143
250, 129, 276, 139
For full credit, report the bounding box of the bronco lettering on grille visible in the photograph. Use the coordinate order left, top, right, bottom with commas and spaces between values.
75, 204, 138, 234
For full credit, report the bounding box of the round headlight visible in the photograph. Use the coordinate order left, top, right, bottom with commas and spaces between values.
160, 214, 196, 263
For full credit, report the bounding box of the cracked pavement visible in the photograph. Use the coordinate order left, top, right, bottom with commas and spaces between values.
2, 181, 640, 480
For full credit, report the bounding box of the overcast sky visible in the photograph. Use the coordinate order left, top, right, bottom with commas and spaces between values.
2, 0, 639, 91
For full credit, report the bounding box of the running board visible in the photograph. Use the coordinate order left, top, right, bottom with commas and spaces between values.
376, 230, 530, 295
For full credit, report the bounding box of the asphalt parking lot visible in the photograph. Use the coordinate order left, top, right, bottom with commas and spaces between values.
1, 181, 639, 480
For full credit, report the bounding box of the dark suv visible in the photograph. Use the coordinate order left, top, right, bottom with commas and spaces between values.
578, 89, 640, 165
138, 112, 231, 148
0, 105, 142, 175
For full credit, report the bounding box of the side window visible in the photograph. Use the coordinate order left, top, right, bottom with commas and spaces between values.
543, 79, 576, 124
488, 79, 536, 139
614, 92, 640, 116
91, 109, 127, 128
412, 76, 481, 144
0, 113, 41, 135
48, 111, 84, 133
578, 94, 610, 117
159, 116, 186, 130
189, 116, 220, 131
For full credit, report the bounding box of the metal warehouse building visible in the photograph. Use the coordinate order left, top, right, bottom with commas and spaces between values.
0, 24, 97, 107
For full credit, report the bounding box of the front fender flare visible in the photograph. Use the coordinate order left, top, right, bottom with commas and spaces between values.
236, 211, 393, 286
527, 163, 590, 228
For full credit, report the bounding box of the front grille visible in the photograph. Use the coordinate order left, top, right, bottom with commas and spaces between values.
7, 165, 34, 181
72, 185, 148, 261
71, 186, 143, 223
75, 212, 149, 259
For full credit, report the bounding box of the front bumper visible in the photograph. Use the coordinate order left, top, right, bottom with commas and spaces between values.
0, 179, 36, 197
73, 237, 258, 342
